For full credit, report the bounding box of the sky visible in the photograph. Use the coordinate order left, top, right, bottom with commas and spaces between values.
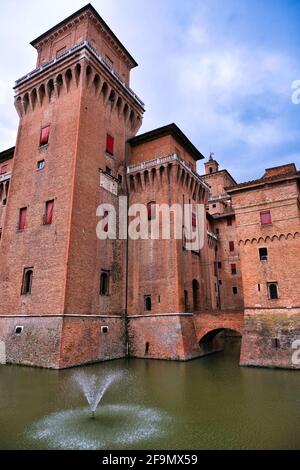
0, 0, 300, 181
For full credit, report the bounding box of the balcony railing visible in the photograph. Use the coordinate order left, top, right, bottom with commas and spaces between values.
127, 153, 210, 191
14, 41, 145, 109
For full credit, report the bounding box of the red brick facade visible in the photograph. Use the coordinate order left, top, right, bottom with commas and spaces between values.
0, 5, 299, 369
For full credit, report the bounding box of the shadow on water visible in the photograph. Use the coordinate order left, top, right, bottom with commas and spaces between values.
0, 337, 300, 450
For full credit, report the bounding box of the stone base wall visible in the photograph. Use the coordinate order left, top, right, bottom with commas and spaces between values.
128, 314, 201, 361
240, 309, 300, 369
0, 315, 126, 369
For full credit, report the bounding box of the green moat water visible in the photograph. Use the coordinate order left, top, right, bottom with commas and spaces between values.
0, 339, 299, 450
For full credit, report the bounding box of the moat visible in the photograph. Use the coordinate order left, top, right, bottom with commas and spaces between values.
0, 339, 299, 450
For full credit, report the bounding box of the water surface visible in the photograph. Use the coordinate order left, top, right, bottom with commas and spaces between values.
0, 339, 299, 450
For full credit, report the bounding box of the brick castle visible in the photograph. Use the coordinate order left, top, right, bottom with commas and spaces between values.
0, 4, 299, 369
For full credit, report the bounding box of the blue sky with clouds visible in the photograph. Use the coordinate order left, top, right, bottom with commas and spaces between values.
0, 0, 299, 181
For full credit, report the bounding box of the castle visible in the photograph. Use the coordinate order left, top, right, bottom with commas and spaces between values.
0, 4, 299, 369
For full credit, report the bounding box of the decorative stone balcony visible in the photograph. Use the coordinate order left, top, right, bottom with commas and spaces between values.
127, 153, 210, 191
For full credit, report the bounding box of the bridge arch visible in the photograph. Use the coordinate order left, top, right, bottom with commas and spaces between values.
198, 327, 243, 357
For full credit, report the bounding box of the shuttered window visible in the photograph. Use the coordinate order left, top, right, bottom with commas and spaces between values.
18, 207, 27, 231
44, 200, 54, 225
106, 134, 114, 155
260, 211, 272, 225
40, 126, 50, 146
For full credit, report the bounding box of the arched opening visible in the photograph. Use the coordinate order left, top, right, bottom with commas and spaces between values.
47, 80, 54, 100
93, 74, 100, 94
199, 328, 242, 359
65, 69, 73, 91
192, 279, 200, 311
38, 84, 46, 105
145, 342, 150, 355
31, 89, 37, 110
100, 271, 109, 296
75, 64, 81, 86
268, 283, 278, 300
21, 269, 33, 295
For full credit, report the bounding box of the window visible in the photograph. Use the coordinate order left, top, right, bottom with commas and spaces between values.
100, 271, 110, 296
145, 342, 150, 355
18, 207, 27, 231
219, 280, 222, 286
101, 326, 109, 334
118, 174, 123, 184
105, 166, 112, 176
0, 165, 8, 175
260, 210, 272, 225
259, 247, 268, 261
44, 200, 54, 225
231, 264, 237, 275
147, 201, 156, 221
227, 218, 233, 227
229, 241, 235, 252
209, 167, 213, 174
15, 326, 23, 335
21, 268, 33, 295
258, 284, 261, 292
232, 286, 238, 295
272, 338, 280, 349
106, 134, 114, 155
40, 126, 50, 147
37, 160, 45, 171
216, 228, 220, 235
104, 211, 109, 233
144, 296, 152, 311
212, 204, 217, 208
218, 261, 222, 269
268, 283, 278, 300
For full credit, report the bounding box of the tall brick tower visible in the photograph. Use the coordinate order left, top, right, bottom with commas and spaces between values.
0, 4, 144, 368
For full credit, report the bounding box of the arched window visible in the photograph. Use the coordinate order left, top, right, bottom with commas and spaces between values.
100, 271, 110, 296
268, 283, 278, 300
145, 296, 152, 311
21, 268, 33, 295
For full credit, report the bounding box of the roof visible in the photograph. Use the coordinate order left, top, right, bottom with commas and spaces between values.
226, 164, 300, 194
201, 168, 237, 185
128, 124, 205, 161
30, 3, 138, 68
0, 147, 15, 164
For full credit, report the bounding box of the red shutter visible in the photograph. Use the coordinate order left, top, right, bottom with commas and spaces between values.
40, 126, 50, 146
0, 164, 8, 175
260, 211, 271, 225
106, 134, 114, 155
229, 241, 234, 252
45, 200, 54, 225
147, 202, 156, 220
19, 208, 27, 230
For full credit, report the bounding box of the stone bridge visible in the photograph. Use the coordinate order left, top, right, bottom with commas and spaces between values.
193, 311, 244, 356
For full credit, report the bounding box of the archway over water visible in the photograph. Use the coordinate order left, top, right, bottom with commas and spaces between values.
198, 328, 242, 358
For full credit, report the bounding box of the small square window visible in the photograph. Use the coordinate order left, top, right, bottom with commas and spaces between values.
259, 247, 268, 261
37, 160, 45, 171
212, 204, 217, 208
15, 326, 23, 335
101, 326, 109, 334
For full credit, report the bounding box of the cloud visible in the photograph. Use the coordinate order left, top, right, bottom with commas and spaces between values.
0, 0, 299, 182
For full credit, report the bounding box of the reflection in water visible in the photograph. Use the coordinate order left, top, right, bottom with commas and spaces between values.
0, 338, 300, 450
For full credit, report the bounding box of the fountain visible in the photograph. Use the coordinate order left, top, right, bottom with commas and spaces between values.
73, 370, 123, 419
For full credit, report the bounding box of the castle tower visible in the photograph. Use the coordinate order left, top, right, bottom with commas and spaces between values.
125, 124, 215, 360
0, 4, 144, 368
